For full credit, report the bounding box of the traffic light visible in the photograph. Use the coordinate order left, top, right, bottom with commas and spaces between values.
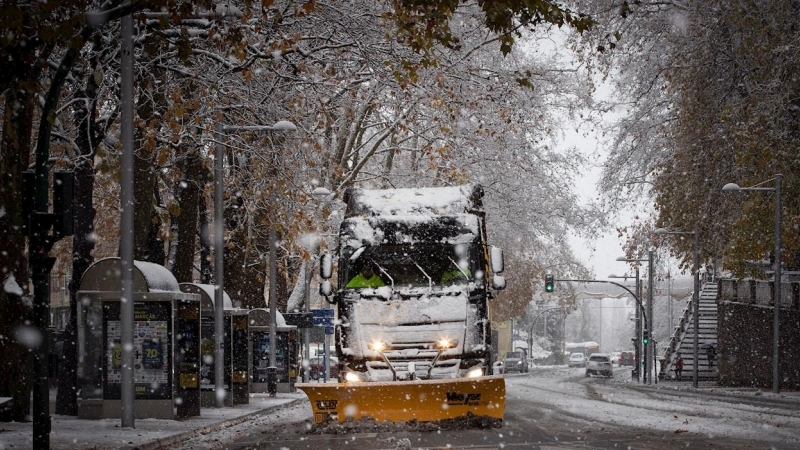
545, 274, 554, 293
642, 330, 649, 345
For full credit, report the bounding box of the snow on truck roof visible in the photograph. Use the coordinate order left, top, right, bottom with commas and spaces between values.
343, 184, 484, 218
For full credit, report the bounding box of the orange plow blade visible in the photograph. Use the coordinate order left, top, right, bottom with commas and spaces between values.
297, 375, 505, 424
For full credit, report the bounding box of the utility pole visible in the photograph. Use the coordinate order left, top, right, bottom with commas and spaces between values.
635, 274, 641, 382
597, 298, 602, 352
647, 249, 654, 384
667, 271, 672, 330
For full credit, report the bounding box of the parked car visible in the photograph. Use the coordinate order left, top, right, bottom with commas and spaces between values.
568, 352, 586, 368
308, 356, 339, 380
585, 353, 613, 377
502, 351, 529, 373
611, 352, 622, 365
618, 351, 635, 367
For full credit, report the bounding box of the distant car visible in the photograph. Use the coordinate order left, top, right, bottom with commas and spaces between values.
611, 352, 621, 364
568, 352, 586, 368
502, 351, 529, 373
618, 351, 635, 367
308, 356, 339, 380
585, 353, 613, 377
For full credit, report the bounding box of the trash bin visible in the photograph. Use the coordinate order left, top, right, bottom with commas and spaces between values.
267, 366, 278, 397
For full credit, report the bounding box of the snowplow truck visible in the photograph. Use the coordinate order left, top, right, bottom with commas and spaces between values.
297, 184, 506, 424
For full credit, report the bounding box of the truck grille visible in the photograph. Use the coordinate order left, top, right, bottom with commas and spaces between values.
366, 340, 461, 380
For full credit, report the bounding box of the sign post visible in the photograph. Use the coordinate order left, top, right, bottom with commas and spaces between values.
312, 309, 335, 381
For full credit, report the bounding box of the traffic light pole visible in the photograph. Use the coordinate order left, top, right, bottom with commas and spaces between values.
550, 278, 648, 384
647, 249, 655, 384
635, 270, 641, 382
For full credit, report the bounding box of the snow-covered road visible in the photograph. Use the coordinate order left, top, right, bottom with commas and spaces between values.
506, 366, 800, 447
174, 366, 800, 449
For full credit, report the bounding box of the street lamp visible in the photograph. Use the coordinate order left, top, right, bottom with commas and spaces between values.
722, 174, 782, 394
655, 227, 700, 388
214, 120, 297, 405
616, 255, 653, 383
303, 187, 332, 382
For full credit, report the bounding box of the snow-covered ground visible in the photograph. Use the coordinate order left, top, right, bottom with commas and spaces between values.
3, 371, 798, 449
512, 366, 800, 446
171, 367, 800, 449
0, 392, 306, 449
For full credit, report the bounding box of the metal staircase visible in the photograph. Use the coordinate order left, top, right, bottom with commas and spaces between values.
660, 281, 719, 381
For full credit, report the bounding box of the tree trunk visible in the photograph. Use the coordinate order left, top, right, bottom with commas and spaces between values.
0, 80, 35, 422
172, 149, 202, 282
56, 59, 101, 414
143, 183, 165, 264
198, 186, 212, 284
132, 38, 167, 262
223, 226, 266, 309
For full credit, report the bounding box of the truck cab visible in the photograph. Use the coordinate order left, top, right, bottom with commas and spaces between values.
319, 184, 505, 383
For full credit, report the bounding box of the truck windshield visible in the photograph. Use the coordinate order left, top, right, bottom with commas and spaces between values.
342, 243, 481, 289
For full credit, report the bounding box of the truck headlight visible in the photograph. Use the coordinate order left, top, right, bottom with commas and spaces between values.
369, 341, 386, 352
344, 371, 364, 383
467, 368, 483, 378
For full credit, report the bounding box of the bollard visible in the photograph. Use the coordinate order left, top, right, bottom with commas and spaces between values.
267, 366, 278, 397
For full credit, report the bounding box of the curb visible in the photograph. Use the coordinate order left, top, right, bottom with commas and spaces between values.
626, 382, 800, 405
127, 398, 305, 450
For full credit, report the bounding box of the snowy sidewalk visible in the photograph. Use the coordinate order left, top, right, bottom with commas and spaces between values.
0, 392, 307, 450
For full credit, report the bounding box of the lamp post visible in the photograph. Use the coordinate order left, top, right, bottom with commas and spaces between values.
655, 227, 700, 387
616, 255, 652, 383
305, 187, 332, 382
723, 174, 782, 394
666, 271, 672, 331
214, 120, 296, 405
119, 12, 135, 430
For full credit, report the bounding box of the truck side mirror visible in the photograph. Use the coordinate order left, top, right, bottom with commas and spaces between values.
320, 253, 332, 279
319, 279, 332, 296
319, 280, 336, 304
492, 275, 506, 290
490, 246, 504, 274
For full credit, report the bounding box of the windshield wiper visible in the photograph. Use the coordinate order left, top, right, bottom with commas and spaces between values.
447, 257, 469, 279
412, 260, 432, 290
370, 259, 394, 289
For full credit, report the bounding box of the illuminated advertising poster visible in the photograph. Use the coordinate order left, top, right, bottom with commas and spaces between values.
104, 302, 172, 400
200, 317, 232, 389
251, 331, 294, 383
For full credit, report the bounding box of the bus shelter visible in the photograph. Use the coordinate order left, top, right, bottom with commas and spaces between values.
248, 308, 298, 393
179, 283, 249, 406
76, 258, 201, 420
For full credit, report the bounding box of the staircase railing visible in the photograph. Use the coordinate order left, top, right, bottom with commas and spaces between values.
659, 281, 720, 380
659, 295, 692, 380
